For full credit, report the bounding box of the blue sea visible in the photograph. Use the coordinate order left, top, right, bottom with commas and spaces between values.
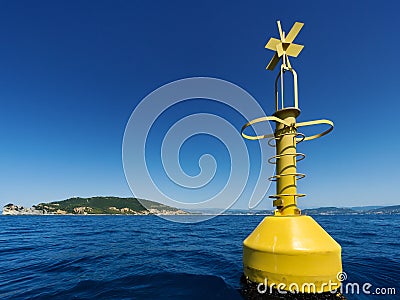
0, 215, 399, 299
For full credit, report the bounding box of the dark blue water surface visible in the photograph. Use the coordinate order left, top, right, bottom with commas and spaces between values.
0, 215, 399, 299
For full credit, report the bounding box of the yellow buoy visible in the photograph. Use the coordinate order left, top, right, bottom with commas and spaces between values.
241, 20, 342, 294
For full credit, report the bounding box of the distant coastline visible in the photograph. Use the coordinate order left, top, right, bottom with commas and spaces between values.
301, 205, 400, 215
193, 205, 400, 216
2, 197, 399, 216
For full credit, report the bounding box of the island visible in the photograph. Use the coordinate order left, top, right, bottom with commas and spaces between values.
2, 196, 188, 215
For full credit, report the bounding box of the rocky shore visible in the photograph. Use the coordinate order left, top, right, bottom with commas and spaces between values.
2, 203, 188, 215
2, 204, 46, 215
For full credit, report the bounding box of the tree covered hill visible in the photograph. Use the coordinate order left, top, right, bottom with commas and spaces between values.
32, 196, 184, 215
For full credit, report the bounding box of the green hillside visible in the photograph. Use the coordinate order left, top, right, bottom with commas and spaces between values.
34, 196, 182, 215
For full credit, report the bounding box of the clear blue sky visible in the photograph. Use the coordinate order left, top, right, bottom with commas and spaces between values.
1, 0, 399, 209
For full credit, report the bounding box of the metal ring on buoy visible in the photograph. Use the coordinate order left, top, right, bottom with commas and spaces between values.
267, 152, 306, 164
241, 116, 290, 140
295, 119, 334, 141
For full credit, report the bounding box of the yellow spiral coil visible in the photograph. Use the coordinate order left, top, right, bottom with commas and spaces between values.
241, 116, 333, 210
